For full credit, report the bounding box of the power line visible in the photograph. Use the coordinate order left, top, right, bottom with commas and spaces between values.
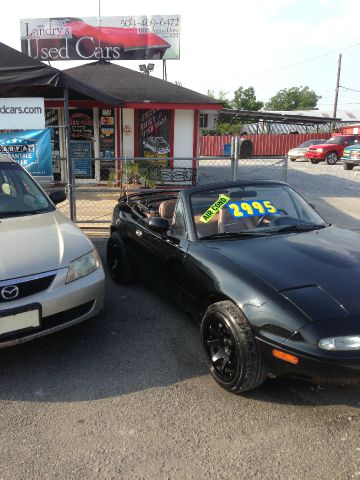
340, 85, 360, 93
197, 41, 360, 85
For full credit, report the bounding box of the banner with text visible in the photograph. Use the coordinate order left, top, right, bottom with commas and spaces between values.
0, 98, 45, 130
0, 129, 52, 177
20, 16, 180, 61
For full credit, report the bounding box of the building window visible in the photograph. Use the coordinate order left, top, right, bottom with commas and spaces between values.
199, 113, 208, 128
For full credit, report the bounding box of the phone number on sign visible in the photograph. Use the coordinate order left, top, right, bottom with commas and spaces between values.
117, 17, 180, 29
227, 200, 278, 218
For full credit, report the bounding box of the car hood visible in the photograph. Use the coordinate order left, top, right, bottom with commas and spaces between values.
0, 210, 94, 281
308, 143, 336, 150
288, 147, 307, 154
205, 226, 360, 316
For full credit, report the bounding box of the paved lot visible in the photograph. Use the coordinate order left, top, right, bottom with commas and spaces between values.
1, 161, 360, 479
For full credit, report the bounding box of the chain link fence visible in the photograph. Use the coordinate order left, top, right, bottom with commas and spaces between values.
54, 156, 287, 226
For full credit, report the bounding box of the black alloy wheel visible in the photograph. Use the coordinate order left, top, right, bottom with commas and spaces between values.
310, 158, 319, 164
201, 301, 268, 393
343, 162, 354, 170
203, 315, 238, 382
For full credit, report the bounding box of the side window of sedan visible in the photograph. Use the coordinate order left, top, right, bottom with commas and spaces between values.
171, 198, 187, 239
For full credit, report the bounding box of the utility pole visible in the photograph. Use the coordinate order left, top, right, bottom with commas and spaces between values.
333, 53, 342, 119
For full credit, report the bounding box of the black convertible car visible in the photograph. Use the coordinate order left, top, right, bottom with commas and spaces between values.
107, 181, 360, 394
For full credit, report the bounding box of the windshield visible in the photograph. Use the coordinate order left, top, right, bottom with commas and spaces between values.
299, 140, 324, 148
190, 183, 327, 239
0, 162, 54, 218
324, 136, 352, 145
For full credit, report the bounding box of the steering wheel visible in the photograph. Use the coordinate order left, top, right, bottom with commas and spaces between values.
257, 209, 288, 227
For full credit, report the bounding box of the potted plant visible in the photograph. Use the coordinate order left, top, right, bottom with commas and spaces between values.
123, 160, 162, 189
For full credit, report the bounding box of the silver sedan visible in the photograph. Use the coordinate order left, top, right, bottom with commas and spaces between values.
0, 156, 104, 347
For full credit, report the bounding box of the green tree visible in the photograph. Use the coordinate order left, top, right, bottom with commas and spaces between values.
207, 89, 232, 109
231, 86, 263, 111
265, 86, 321, 110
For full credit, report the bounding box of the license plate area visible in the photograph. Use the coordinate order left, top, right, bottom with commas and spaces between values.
0, 304, 41, 336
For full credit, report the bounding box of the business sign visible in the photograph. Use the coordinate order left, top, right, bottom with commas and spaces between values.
20, 16, 180, 61
0, 98, 45, 130
0, 129, 52, 177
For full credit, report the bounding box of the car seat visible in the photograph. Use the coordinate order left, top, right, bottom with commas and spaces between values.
158, 198, 177, 223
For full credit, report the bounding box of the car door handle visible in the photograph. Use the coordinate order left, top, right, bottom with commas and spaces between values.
136, 229, 143, 237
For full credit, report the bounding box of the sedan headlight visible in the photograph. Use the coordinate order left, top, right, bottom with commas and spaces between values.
66, 250, 100, 283
319, 336, 360, 351
316, 148, 324, 153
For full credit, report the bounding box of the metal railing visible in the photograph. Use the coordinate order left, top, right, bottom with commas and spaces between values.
54, 155, 287, 225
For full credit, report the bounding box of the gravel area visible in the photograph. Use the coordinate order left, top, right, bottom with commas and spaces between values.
287, 159, 360, 197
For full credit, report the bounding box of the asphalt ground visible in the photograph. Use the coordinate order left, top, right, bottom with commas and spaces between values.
1, 161, 360, 479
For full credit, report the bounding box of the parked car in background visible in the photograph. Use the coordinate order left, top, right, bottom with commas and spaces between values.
341, 141, 360, 170
0, 155, 105, 347
107, 180, 360, 394
287, 139, 325, 162
305, 134, 360, 165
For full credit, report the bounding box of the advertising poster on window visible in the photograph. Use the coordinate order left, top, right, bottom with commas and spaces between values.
99, 108, 115, 158
70, 141, 92, 178
0, 129, 52, 178
70, 109, 94, 141
45, 108, 60, 159
137, 110, 171, 166
20, 15, 181, 61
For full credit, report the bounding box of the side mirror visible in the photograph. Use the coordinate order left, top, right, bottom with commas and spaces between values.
49, 188, 67, 205
149, 216, 169, 234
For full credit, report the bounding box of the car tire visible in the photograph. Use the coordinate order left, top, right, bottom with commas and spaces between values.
343, 163, 354, 170
325, 151, 338, 165
201, 300, 268, 394
309, 158, 319, 164
106, 231, 135, 284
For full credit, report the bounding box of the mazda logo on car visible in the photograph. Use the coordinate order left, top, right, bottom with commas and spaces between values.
1, 285, 19, 300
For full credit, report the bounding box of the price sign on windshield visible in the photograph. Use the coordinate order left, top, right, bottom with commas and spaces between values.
227, 200, 277, 218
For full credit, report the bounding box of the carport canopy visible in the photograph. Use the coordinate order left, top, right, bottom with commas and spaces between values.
0, 42, 123, 105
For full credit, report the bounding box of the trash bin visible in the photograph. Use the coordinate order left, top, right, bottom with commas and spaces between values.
238, 139, 253, 158
223, 143, 232, 157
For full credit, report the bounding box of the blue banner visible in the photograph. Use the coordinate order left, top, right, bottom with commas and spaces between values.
0, 129, 52, 177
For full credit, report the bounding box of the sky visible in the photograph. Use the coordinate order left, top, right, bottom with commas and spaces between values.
3, 0, 360, 111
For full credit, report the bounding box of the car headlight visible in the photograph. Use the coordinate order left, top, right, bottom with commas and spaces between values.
319, 336, 360, 351
66, 250, 101, 283
316, 148, 324, 153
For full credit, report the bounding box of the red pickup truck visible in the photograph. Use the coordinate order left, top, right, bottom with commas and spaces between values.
305, 134, 360, 165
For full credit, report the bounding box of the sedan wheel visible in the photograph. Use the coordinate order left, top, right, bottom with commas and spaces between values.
325, 152, 338, 165
310, 158, 319, 164
343, 163, 354, 170
201, 301, 267, 393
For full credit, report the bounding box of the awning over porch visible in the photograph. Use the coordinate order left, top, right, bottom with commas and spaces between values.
0, 42, 123, 105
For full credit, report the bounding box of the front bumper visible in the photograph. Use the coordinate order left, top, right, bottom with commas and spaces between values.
341, 157, 360, 166
0, 265, 105, 348
258, 337, 360, 381
305, 151, 326, 160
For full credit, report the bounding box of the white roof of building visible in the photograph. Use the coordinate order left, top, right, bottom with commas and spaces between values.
264, 110, 360, 122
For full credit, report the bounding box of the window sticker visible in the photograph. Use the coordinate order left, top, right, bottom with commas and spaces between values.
200, 194, 231, 223
226, 200, 277, 218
